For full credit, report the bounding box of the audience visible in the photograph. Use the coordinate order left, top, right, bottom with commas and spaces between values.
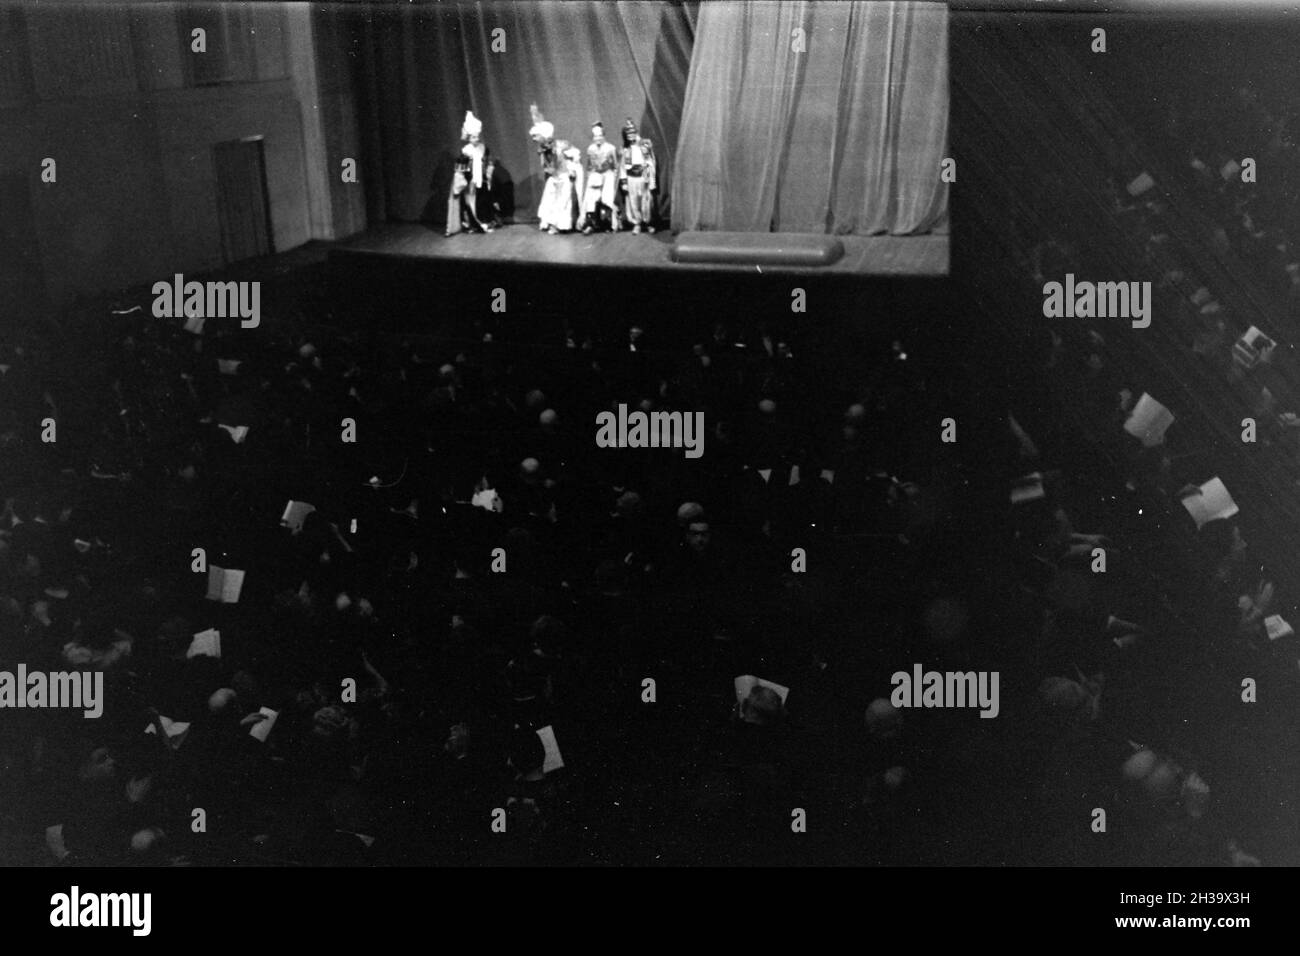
4, 77, 1299, 865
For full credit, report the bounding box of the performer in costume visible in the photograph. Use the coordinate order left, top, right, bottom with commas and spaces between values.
581, 122, 620, 235
559, 140, 584, 228
618, 118, 656, 235
530, 104, 583, 234
446, 111, 499, 237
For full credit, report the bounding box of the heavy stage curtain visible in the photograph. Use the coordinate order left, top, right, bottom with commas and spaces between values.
354, 1, 696, 226
671, 0, 948, 236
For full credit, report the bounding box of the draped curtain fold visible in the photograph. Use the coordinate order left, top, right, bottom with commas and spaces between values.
357, 0, 695, 226
672, 0, 948, 236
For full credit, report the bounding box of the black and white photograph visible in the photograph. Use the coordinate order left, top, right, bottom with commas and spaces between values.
0, 0, 1290, 939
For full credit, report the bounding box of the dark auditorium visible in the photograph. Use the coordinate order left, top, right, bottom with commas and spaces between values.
0, 0, 1297, 885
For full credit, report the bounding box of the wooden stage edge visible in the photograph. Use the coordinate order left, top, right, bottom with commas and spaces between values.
333, 222, 949, 278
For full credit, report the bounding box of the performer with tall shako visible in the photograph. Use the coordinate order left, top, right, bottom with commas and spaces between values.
618, 118, 656, 235
559, 140, 585, 229
530, 104, 583, 234
446, 110, 499, 237
581, 121, 620, 235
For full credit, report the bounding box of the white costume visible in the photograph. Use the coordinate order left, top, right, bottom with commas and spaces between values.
581, 123, 620, 233
530, 106, 584, 233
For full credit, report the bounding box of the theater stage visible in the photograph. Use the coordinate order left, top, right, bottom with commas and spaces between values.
326, 221, 953, 364
334, 222, 948, 277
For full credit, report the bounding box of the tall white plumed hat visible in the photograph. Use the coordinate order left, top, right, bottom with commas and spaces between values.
461, 110, 483, 139
528, 103, 553, 141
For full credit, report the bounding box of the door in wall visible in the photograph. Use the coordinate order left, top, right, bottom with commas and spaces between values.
0, 172, 50, 321
213, 136, 273, 264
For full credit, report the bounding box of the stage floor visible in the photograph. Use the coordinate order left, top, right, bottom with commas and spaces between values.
336, 222, 948, 277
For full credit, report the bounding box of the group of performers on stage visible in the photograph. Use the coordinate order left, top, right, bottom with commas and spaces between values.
446, 106, 657, 237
